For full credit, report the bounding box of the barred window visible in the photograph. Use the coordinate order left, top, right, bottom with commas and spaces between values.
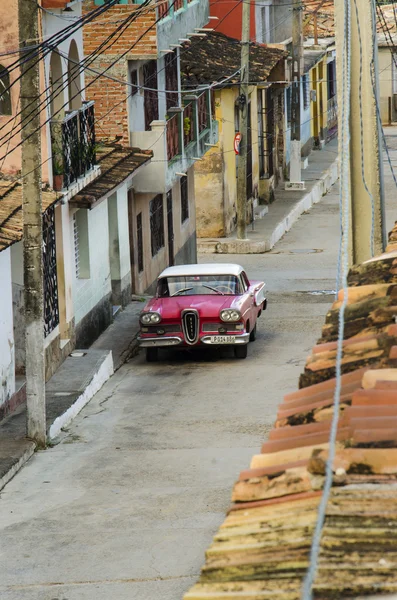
286, 86, 292, 125
180, 176, 189, 223
150, 194, 164, 256
73, 210, 90, 278
302, 74, 310, 110
137, 212, 143, 272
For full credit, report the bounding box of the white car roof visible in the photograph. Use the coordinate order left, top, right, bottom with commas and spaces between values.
158, 263, 245, 279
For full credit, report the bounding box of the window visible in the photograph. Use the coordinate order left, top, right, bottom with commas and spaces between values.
130, 69, 138, 96
286, 86, 292, 125
303, 74, 310, 110
327, 60, 337, 99
257, 89, 265, 178
150, 194, 164, 256
165, 51, 178, 111
157, 275, 241, 297
0, 64, 11, 116
143, 60, 159, 130
73, 210, 90, 278
137, 212, 143, 273
180, 177, 189, 223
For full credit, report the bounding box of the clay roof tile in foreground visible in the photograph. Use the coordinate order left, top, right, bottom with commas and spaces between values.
183, 226, 397, 599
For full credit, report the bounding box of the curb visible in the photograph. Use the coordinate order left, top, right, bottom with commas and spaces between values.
197, 157, 339, 255
48, 351, 114, 440
0, 443, 36, 493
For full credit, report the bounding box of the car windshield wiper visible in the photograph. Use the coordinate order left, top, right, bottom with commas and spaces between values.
202, 285, 224, 295
171, 287, 193, 296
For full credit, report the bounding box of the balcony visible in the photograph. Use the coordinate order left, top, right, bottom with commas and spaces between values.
157, 0, 209, 52
50, 101, 97, 191
130, 88, 218, 193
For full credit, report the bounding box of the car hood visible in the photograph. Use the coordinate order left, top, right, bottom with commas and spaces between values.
143, 295, 244, 320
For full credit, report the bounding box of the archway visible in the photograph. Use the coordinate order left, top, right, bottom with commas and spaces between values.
67, 40, 81, 112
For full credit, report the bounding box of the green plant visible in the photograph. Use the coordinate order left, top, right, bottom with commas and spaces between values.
184, 116, 191, 136
52, 154, 64, 175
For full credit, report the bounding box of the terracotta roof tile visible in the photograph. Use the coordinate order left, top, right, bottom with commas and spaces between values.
0, 179, 59, 253
184, 243, 397, 598
303, 1, 397, 39
180, 31, 287, 87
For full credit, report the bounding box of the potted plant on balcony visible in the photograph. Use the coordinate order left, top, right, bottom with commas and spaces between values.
184, 116, 191, 137
52, 155, 64, 191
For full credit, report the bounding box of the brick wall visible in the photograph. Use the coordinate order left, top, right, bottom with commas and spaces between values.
82, 0, 158, 143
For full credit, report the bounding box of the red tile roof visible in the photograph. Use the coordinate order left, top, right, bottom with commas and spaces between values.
183, 226, 397, 599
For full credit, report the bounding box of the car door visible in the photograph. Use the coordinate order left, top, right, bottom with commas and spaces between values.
240, 271, 256, 327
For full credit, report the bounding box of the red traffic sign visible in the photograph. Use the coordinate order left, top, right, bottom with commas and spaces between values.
234, 132, 242, 155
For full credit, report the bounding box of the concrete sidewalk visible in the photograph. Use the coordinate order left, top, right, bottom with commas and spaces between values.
198, 138, 339, 254
0, 299, 146, 492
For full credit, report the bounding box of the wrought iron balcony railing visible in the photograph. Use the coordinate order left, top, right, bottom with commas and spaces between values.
50, 101, 96, 190
166, 112, 180, 161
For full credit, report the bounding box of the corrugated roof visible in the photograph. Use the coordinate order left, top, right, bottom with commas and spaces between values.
0, 180, 59, 253
69, 145, 152, 209
183, 226, 397, 598
303, 1, 397, 40
180, 31, 287, 87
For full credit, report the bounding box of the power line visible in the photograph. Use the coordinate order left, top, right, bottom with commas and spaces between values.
0, 0, 245, 156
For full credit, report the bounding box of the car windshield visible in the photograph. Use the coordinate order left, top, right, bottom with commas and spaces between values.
157, 275, 241, 297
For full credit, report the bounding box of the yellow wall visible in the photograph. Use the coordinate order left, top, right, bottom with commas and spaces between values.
310, 57, 328, 142
378, 47, 394, 123
195, 86, 262, 238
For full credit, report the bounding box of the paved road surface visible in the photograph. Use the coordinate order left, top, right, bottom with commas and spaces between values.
0, 184, 344, 600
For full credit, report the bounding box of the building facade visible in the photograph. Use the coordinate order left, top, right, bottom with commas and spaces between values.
0, 0, 153, 419
180, 32, 287, 238
83, 0, 218, 293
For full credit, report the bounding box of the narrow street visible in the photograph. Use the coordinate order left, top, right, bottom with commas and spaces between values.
0, 184, 341, 600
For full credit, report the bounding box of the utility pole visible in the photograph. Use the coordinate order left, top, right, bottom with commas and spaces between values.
287, 0, 305, 189
236, 0, 250, 239
19, 0, 46, 447
335, 0, 386, 263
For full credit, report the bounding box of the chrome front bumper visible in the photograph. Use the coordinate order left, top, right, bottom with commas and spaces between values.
138, 333, 249, 347
138, 336, 182, 348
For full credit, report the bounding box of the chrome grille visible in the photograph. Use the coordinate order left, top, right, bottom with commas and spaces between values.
182, 310, 199, 344
202, 323, 241, 333
145, 324, 182, 333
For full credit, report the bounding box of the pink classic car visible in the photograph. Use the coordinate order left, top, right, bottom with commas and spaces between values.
138, 263, 267, 362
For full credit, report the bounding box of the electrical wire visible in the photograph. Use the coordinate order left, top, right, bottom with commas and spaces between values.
0, 0, 244, 154
0, 0, 156, 153
302, 0, 351, 597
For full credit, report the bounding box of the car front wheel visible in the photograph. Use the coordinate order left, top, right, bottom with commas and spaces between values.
234, 344, 248, 359
249, 324, 257, 342
146, 347, 159, 362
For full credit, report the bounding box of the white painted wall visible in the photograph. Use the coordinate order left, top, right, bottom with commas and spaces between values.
71, 201, 112, 325
0, 249, 15, 407
107, 186, 131, 282
116, 186, 131, 281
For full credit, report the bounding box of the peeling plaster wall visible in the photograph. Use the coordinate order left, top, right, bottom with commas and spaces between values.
0, 249, 15, 407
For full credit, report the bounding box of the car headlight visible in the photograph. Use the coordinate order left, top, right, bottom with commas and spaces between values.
220, 309, 241, 322
140, 312, 161, 325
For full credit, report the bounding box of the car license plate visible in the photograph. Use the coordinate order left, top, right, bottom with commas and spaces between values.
208, 335, 235, 344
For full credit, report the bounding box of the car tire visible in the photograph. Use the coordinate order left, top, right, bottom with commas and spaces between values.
146, 348, 159, 362
249, 324, 257, 342
234, 344, 248, 359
